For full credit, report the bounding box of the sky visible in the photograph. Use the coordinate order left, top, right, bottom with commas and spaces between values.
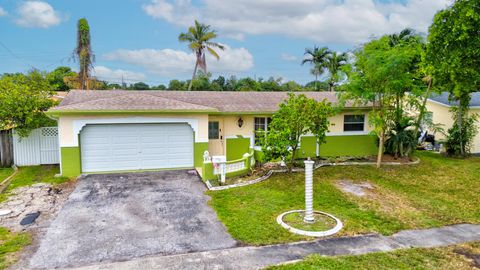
0, 0, 451, 86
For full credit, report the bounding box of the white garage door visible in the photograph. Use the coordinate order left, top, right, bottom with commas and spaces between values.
80, 123, 194, 173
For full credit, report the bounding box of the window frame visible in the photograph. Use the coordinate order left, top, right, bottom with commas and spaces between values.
254, 117, 272, 145
343, 114, 365, 132
208, 121, 220, 140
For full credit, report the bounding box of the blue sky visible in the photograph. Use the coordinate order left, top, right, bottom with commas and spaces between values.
0, 0, 449, 86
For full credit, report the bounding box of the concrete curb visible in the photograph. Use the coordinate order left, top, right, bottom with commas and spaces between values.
67, 223, 480, 270
207, 157, 420, 191
0, 165, 18, 193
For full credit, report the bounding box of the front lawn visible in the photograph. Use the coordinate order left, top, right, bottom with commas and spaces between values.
0, 228, 31, 270
208, 152, 480, 245
266, 242, 480, 270
6, 165, 69, 191
0, 168, 13, 182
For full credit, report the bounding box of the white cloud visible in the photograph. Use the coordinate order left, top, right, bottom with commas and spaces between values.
15, 1, 61, 28
103, 44, 254, 76
93, 66, 147, 83
142, 0, 450, 44
0, 7, 7, 17
281, 53, 298, 62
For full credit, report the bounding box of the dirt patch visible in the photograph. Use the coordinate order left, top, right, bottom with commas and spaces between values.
454, 243, 480, 268
0, 180, 76, 232
336, 180, 375, 197
366, 154, 415, 163
335, 179, 425, 227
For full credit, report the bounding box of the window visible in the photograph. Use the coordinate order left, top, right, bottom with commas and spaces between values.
209, 121, 219, 139
254, 117, 272, 145
344, 115, 365, 132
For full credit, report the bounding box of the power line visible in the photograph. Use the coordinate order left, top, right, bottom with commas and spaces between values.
0, 40, 38, 70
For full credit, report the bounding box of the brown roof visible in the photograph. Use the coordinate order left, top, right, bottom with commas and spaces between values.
50, 90, 360, 114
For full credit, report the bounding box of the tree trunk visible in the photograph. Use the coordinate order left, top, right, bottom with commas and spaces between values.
188, 58, 199, 91
414, 78, 432, 138
376, 130, 385, 168
315, 74, 318, 91
458, 99, 465, 156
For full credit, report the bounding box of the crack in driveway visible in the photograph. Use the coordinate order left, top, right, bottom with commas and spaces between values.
28, 170, 237, 269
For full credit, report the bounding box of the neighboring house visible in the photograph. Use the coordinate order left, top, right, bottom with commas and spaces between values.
426, 92, 480, 154
46, 90, 378, 179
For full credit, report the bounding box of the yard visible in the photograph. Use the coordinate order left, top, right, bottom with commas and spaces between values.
208, 152, 480, 245
267, 242, 480, 270
0, 165, 71, 269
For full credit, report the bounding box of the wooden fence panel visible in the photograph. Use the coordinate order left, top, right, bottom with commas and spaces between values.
0, 130, 13, 167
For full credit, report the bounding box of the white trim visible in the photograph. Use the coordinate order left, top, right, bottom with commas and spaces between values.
427, 98, 480, 109
64, 117, 203, 147
326, 131, 370, 136
427, 98, 452, 108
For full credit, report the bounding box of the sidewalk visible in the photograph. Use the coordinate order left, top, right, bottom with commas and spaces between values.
69, 224, 480, 270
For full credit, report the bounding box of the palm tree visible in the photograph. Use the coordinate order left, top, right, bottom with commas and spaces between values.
324, 51, 349, 91
388, 28, 417, 47
302, 46, 330, 91
74, 18, 94, 90
179, 20, 224, 91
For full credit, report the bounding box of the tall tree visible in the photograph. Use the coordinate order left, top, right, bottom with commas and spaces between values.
0, 71, 56, 136
74, 18, 94, 90
302, 46, 330, 91
46, 66, 77, 91
426, 0, 480, 156
179, 20, 224, 91
346, 35, 421, 167
324, 51, 349, 91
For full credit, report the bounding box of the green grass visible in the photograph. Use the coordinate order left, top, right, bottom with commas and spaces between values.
0, 165, 70, 202
208, 152, 480, 245
0, 168, 13, 182
282, 212, 336, 231
0, 227, 31, 270
266, 243, 480, 270
6, 165, 69, 191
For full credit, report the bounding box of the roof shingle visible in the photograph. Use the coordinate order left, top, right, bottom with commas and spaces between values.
51, 90, 360, 113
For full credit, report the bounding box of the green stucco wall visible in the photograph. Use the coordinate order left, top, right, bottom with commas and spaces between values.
319, 135, 378, 157
298, 136, 317, 158
60, 147, 81, 177
226, 136, 251, 161
194, 142, 209, 168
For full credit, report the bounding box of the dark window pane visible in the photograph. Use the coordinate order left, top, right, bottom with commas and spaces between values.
344, 123, 364, 131
209, 121, 219, 139
344, 115, 365, 123
343, 114, 365, 131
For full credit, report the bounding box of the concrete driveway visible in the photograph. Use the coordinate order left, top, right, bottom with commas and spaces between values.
28, 170, 237, 269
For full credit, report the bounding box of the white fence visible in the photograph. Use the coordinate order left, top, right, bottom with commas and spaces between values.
13, 127, 59, 166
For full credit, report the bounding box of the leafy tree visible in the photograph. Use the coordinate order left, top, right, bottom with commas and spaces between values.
445, 106, 478, 156
46, 66, 76, 91
150, 84, 167, 90
129, 82, 150, 90
105, 83, 122, 90
305, 80, 328, 91
323, 51, 349, 91
346, 35, 422, 167
261, 93, 335, 170
302, 46, 330, 91
168, 79, 186, 90
426, 0, 480, 156
178, 20, 224, 91
0, 71, 56, 136
212, 75, 226, 89
74, 18, 94, 90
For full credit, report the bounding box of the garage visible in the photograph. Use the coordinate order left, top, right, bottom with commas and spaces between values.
80, 123, 194, 173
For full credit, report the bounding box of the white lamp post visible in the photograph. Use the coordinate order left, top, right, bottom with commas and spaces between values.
304, 158, 315, 223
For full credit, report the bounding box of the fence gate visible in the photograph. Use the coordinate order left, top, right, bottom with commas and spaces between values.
13, 127, 59, 166
0, 130, 13, 167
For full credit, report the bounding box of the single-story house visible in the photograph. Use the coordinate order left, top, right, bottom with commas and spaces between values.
47, 90, 378, 179
426, 92, 480, 154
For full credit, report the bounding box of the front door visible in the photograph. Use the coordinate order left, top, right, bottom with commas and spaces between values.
208, 118, 224, 156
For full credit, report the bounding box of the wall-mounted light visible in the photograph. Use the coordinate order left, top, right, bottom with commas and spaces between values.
237, 117, 244, 128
